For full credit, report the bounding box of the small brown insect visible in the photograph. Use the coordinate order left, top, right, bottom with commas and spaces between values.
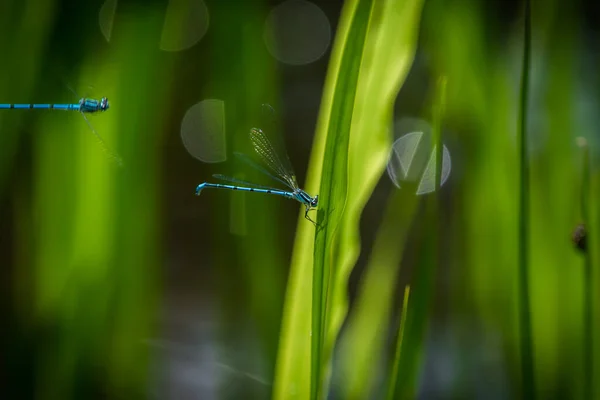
572, 223, 587, 252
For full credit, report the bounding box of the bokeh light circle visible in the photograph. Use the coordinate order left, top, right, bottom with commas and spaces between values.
264, 0, 331, 66
387, 131, 451, 195
159, 0, 210, 51
99, 0, 209, 51
181, 99, 227, 163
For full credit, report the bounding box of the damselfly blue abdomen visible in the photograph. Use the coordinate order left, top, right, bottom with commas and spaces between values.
0, 96, 109, 113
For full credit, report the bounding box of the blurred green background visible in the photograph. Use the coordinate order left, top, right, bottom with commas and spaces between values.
0, 0, 599, 399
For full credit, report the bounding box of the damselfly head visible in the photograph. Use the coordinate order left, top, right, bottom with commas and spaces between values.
100, 97, 110, 111
311, 195, 318, 208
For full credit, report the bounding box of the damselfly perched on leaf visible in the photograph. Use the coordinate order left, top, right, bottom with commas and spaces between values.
195, 105, 318, 225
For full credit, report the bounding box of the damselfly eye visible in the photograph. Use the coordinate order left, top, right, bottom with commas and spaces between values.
572, 223, 587, 252
311, 196, 318, 207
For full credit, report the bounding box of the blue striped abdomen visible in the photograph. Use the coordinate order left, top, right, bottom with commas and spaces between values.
0, 103, 79, 110
0, 97, 110, 113
195, 182, 294, 199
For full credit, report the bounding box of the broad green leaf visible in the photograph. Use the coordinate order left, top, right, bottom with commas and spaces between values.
273, 0, 425, 398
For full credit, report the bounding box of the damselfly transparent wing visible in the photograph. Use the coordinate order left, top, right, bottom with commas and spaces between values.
249, 127, 298, 189
247, 104, 299, 188
80, 111, 123, 167
250, 128, 298, 189
212, 174, 284, 191
232, 152, 292, 190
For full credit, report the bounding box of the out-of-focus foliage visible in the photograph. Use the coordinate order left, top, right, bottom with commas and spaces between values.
1, 0, 598, 399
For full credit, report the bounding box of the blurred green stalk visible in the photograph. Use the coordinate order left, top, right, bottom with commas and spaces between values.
517, 0, 535, 397
386, 286, 411, 400
579, 140, 592, 400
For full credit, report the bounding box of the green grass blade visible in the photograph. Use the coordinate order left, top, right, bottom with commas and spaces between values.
387, 286, 411, 400
311, 0, 376, 396
517, 0, 535, 397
